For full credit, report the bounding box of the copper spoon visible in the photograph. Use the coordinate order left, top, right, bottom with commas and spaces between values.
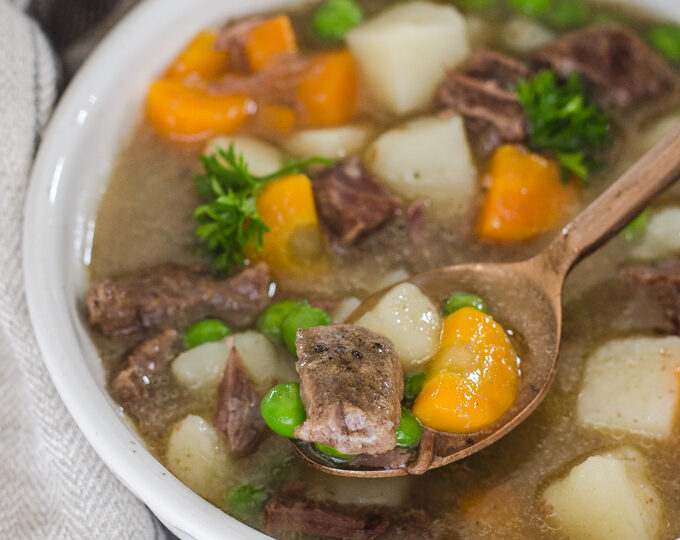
294, 122, 680, 478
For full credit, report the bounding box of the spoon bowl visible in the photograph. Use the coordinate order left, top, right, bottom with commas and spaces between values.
296, 122, 680, 477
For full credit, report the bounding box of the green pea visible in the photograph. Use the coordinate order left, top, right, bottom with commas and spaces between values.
183, 319, 231, 349
281, 305, 332, 354
443, 292, 489, 316
404, 372, 426, 401
260, 383, 306, 438
315, 443, 355, 460
647, 23, 680, 63
313, 0, 364, 41
546, 0, 590, 29
225, 483, 268, 523
621, 209, 650, 241
257, 301, 299, 341
509, 0, 549, 18
396, 408, 423, 448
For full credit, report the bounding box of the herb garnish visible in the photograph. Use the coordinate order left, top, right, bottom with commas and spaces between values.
193, 145, 333, 272
515, 70, 611, 182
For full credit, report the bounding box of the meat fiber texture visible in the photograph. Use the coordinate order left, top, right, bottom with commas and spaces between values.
294, 324, 404, 455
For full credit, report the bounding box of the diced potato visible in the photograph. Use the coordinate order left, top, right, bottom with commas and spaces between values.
356, 282, 441, 371
631, 207, 680, 260
332, 297, 362, 323
347, 1, 469, 115
205, 135, 283, 176
171, 338, 231, 389
540, 447, 661, 540
282, 124, 374, 159
365, 115, 476, 213
502, 18, 555, 55
374, 267, 410, 292
165, 415, 232, 502
577, 336, 680, 439
305, 474, 413, 508
233, 331, 297, 387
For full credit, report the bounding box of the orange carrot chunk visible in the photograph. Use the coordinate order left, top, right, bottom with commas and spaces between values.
297, 50, 358, 127
254, 104, 297, 135
146, 79, 253, 142
166, 30, 229, 80
245, 15, 298, 72
477, 145, 581, 242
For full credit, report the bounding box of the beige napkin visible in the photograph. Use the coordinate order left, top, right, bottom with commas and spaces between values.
0, 1, 162, 537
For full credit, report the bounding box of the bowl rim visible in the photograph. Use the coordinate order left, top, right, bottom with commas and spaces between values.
22, 0, 680, 539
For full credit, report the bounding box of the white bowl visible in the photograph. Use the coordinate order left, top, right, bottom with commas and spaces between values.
23, 0, 680, 539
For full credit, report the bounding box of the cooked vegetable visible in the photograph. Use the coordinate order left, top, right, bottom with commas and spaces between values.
184, 319, 231, 349
244, 15, 298, 72
226, 484, 269, 523
366, 114, 476, 213
282, 123, 374, 159
315, 443, 355, 460
258, 301, 300, 340
540, 447, 661, 540
166, 30, 229, 79
297, 50, 358, 126
395, 408, 423, 448
620, 209, 650, 241
509, 0, 549, 18
172, 339, 231, 389
261, 382, 306, 438
253, 105, 297, 135
281, 304, 333, 353
546, 0, 590, 29
515, 70, 611, 181
313, 0, 364, 40
413, 307, 519, 433
404, 371, 426, 401
630, 207, 680, 259
356, 282, 442, 371
477, 145, 580, 242
146, 79, 252, 142
647, 23, 680, 63
346, 1, 470, 115
233, 331, 298, 386
166, 415, 232, 502
444, 293, 488, 316
205, 135, 284, 177
193, 145, 332, 272
502, 17, 555, 54
576, 336, 680, 439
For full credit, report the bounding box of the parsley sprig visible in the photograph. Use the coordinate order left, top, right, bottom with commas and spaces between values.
193, 145, 333, 272
515, 70, 612, 182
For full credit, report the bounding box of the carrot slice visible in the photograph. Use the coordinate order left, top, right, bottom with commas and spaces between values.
297, 50, 358, 127
146, 79, 253, 142
245, 15, 298, 72
477, 145, 581, 242
166, 30, 229, 80
254, 104, 297, 135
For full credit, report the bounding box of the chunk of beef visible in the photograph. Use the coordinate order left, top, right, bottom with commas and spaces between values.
536, 25, 680, 110
294, 324, 403, 455
112, 329, 180, 403
214, 340, 266, 455
213, 16, 265, 73
312, 158, 399, 246
87, 263, 271, 337
464, 48, 530, 89
437, 49, 529, 157
262, 495, 389, 540
623, 260, 680, 331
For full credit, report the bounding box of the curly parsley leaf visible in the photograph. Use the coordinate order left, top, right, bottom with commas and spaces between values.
193, 145, 333, 272
515, 70, 612, 182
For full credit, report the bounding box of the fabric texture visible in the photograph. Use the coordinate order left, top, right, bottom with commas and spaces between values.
0, 1, 164, 537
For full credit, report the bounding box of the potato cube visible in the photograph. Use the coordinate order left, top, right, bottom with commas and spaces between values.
365, 115, 476, 213
347, 1, 469, 115
282, 124, 374, 159
631, 207, 680, 260
356, 282, 441, 370
205, 135, 283, 176
171, 339, 231, 389
165, 415, 232, 502
540, 447, 661, 540
577, 336, 680, 439
233, 330, 297, 387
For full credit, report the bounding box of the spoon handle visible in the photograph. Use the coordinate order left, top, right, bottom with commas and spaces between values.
537, 121, 680, 277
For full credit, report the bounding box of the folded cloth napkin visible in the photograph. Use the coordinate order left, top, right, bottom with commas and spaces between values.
0, 1, 165, 537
